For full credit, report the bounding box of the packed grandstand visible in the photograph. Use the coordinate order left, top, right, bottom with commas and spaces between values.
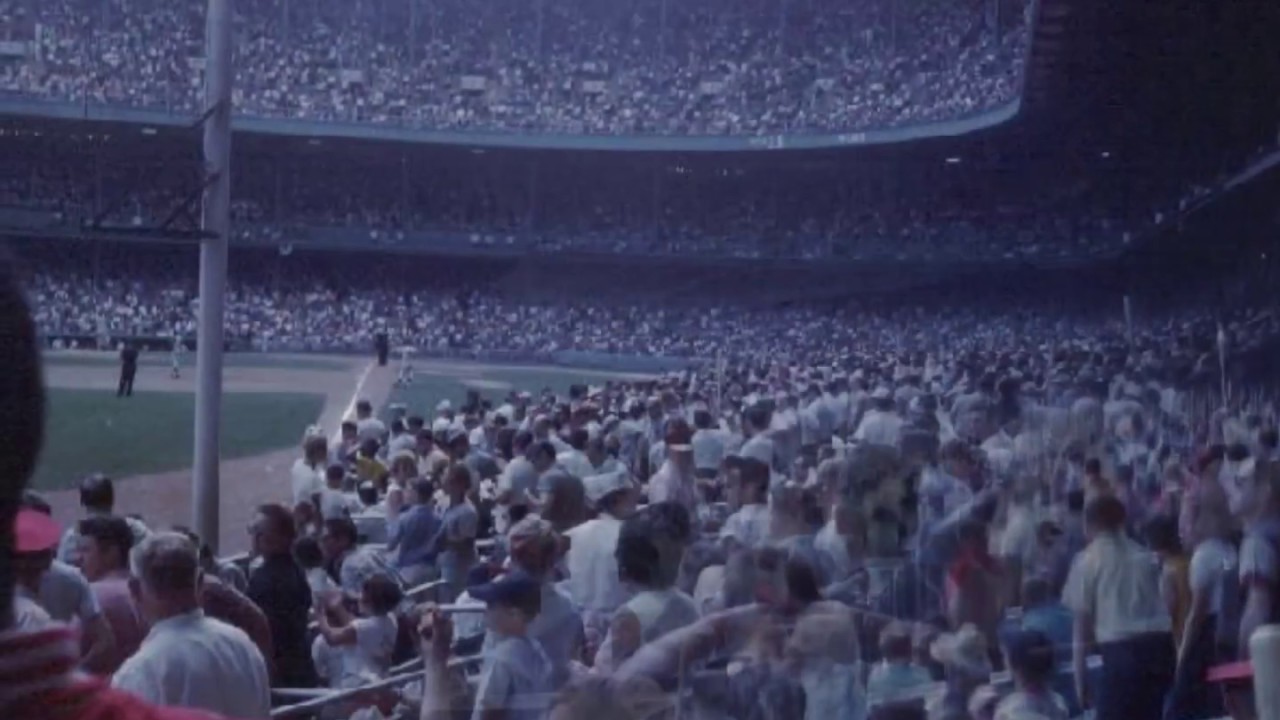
3, 1, 1280, 720
0, 0, 1028, 135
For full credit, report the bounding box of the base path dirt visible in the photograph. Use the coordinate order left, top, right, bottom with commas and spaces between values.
41, 355, 397, 554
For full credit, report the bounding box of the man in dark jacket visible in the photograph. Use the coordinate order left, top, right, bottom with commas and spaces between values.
118, 343, 140, 397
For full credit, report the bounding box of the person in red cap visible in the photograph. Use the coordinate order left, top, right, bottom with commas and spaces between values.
11, 506, 61, 630
0, 254, 236, 720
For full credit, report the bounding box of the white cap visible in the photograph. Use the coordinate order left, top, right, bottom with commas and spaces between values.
436, 399, 452, 412
584, 469, 634, 506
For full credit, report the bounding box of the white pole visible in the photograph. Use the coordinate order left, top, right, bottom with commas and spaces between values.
193, 0, 233, 552
1123, 295, 1133, 347
1218, 322, 1229, 407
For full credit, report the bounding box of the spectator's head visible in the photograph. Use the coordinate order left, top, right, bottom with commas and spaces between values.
470, 571, 541, 638
359, 438, 380, 459
415, 428, 435, 455
568, 428, 589, 452
693, 409, 713, 430
320, 517, 358, 561
616, 502, 692, 590
389, 451, 417, 481
528, 440, 557, 473
12, 498, 60, 593
879, 621, 915, 663
1142, 514, 1182, 557
340, 421, 358, 443
359, 573, 403, 616
586, 470, 638, 519
408, 476, 434, 506
292, 536, 324, 570
507, 516, 563, 579
355, 399, 373, 420
512, 430, 534, 457
325, 463, 346, 489
1021, 577, 1053, 609
542, 470, 587, 533
406, 415, 426, 433
585, 436, 607, 465
78, 473, 116, 514
1084, 457, 1102, 477
443, 463, 473, 500
250, 502, 297, 557
128, 532, 201, 623
1002, 629, 1056, 689
743, 403, 771, 435
1066, 489, 1085, 514
303, 435, 328, 465
78, 515, 134, 582
725, 457, 769, 509
1083, 494, 1127, 538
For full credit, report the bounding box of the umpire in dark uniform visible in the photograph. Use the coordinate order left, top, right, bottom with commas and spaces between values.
118, 343, 139, 397
374, 330, 389, 367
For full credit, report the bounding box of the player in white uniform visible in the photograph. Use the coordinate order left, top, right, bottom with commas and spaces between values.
170, 333, 184, 379
395, 346, 416, 387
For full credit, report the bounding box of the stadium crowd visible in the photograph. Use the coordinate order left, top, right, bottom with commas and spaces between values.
0, 0, 1027, 135
20, 244, 1280, 378
6, 236, 1280, 720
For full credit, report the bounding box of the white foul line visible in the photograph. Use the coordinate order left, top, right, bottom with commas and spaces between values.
332, 361, 375, 444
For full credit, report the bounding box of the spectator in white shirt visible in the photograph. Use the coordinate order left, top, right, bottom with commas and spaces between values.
312, 573, 403, 689
720, 457, 771, 550
291, 434, 329, 508
739, 403, 777, 471
57, 474, 149, 566
556, 428, 594, 480
566, 469, 638, 653
112, 532, 271, 719
853, 387, 904, 447
691, 409, 727, 480
354, 399, 387, 444
1062, 494, 1173, 720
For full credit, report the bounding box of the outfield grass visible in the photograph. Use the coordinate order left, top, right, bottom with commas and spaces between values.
382, 366, 632, 419
32, 388, 326, 491
42, 352, 352, 371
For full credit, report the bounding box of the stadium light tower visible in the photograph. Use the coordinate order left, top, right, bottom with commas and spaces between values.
193, 0, 234, 552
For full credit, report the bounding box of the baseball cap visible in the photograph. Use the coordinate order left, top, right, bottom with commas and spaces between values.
15, 508, 61, 553
468, 570, 542, 607
1001, 628, 1055, 677
584, 469, 634, 506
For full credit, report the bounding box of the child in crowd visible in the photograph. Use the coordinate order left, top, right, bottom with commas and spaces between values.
312, 573, 404, 689
434, 464, 479, 602
994, 629, 1070, 720
867, 621, 934, 702
469, 572, 554, 720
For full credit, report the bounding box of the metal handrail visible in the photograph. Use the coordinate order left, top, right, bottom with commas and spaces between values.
270, 654, 485, 717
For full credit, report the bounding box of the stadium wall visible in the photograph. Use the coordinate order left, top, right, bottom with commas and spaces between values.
0, 94, 1021, 152
43, 332, 699, 374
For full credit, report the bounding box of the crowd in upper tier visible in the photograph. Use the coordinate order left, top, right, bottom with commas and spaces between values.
0, 0, 1027, 135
